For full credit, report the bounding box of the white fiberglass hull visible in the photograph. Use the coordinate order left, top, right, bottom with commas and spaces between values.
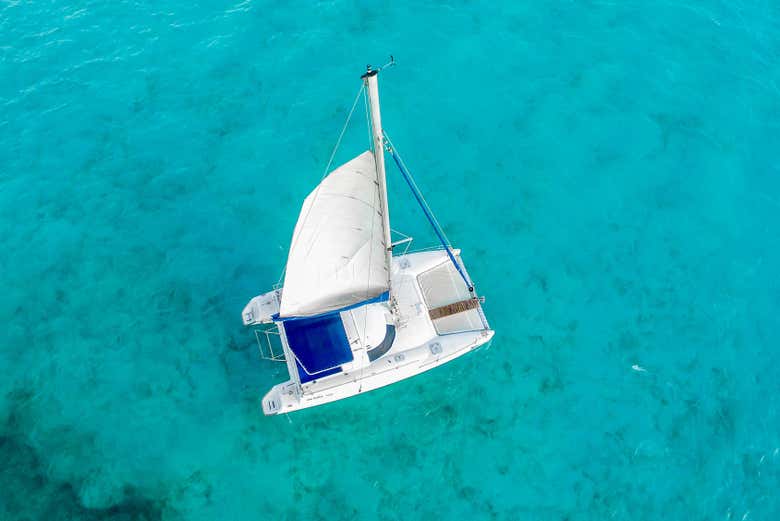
244, 250, 493, 415
262, 328, 492, 414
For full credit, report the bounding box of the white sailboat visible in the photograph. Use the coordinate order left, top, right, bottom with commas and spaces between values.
242, 63, 494, 415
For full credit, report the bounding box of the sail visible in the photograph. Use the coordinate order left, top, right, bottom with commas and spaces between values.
278, 150, 390, 318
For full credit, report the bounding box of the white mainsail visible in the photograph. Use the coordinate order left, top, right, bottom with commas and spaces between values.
278, 150, 390, 318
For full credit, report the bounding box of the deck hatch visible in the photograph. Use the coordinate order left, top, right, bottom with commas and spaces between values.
418, 259, 484, 334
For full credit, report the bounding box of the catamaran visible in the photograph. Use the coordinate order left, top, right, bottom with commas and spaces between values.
242, 62, 494, 415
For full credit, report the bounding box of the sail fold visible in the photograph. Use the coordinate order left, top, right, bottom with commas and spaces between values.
278, 151, 390, 318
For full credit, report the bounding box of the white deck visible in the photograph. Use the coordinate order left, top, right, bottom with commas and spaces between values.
245, 249, 493, 415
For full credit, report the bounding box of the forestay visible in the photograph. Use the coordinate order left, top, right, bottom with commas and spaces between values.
278, 150, 390, 318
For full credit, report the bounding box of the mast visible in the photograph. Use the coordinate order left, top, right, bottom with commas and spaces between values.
362, 66, 393, 289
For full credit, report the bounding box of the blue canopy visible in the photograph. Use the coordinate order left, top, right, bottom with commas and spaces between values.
295, 363, 341, 384
283, 314, 353, 379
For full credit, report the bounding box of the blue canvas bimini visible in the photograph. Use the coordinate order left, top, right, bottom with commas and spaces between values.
282, 314, 353, 381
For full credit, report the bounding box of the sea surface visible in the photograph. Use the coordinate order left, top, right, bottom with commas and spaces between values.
2, 1, 780, 519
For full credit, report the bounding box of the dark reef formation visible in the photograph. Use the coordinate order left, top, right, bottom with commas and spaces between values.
1, 425, 164, 521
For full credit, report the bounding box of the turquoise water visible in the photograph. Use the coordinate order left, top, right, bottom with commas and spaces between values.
2, 1, 780, 519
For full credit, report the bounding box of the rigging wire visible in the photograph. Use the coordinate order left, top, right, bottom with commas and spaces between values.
363, 85, 373, 150
383, 131, 475, 292
322, 84, 367, 179
276, 84, 366, 288
383, 132, 453, 247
